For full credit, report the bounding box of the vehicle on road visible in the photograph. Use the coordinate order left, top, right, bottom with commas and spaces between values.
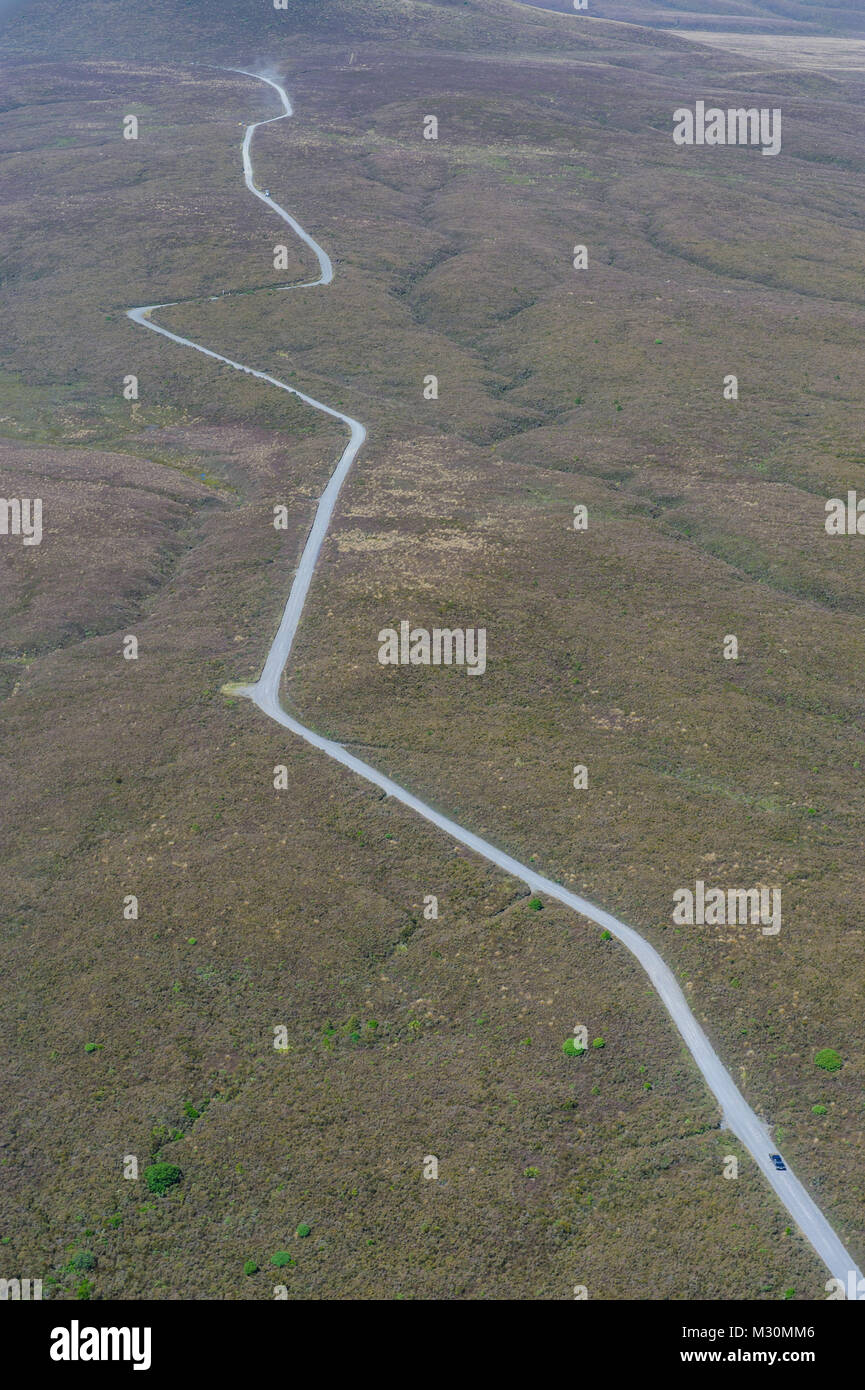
770, 1154, 787, 1172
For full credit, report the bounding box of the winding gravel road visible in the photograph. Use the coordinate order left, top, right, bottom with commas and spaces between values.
127, 68, 863, 1296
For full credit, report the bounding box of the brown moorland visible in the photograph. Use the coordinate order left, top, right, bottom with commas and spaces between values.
1, 0, 864, 1299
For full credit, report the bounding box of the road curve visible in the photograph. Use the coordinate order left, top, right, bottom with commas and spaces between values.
127, 68, 862, 1295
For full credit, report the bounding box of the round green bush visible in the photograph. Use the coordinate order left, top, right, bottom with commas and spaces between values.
243, 1260, 258, 1276
562, 1038, 585, 1057
296, 1223, 311, 1239
812, 1104, 827, 1115
144, 1162, 183, 1195
814, 1048, 842, 1073
592, 1037, 606, 1049
68, 1251, 96, 1272
271, 1251, 295, 1268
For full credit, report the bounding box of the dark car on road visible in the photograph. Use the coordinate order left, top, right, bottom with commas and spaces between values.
770, 1154, 787, 1172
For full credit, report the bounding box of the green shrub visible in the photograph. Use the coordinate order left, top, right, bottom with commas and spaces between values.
67, 1251, 96, 1272
600, 930, 612, 941
271, 1251, 295, 1268
527, 897, 543, 911
562, 1038, 585, 1057
812, 1104, 828, 1115
296, 1223, 311, 1239
144, 1162, 183, 1195
592, 1037, 606, 1049
814, 1048, 842, 1073
243, 1260, 258, 1276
